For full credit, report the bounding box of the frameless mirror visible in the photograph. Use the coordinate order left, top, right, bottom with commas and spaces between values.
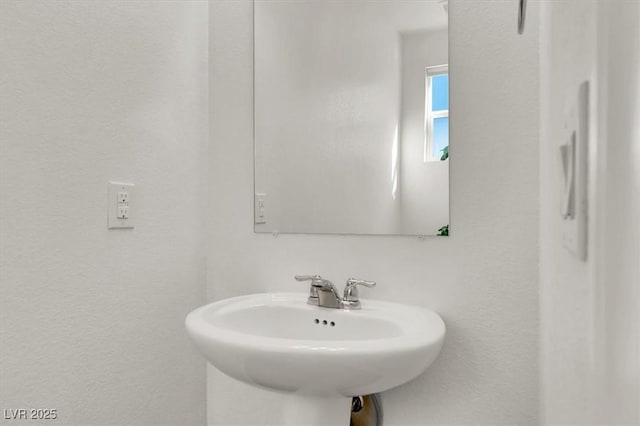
254, 0, 449, 236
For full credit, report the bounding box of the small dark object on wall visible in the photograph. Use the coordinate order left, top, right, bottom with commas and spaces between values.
351, 394, 382, 426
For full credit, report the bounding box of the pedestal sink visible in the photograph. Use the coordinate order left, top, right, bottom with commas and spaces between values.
185, 293, 445, 425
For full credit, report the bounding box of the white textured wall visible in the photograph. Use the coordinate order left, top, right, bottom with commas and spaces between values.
539, 0, 640, 424
594, 2, 640, 422
209, 1, 539, 425
538, 1, 598, 422
0, 1, 208, 425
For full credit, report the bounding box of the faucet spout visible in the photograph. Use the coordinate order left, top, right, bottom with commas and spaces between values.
316, 285, 342, 309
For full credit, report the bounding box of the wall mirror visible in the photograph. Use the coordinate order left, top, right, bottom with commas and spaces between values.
254, 0, 449, 236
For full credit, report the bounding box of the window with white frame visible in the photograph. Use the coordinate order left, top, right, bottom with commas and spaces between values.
424, 65, 449, 162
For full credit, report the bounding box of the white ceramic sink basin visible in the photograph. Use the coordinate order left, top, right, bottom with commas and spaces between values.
186, 293, 445, 398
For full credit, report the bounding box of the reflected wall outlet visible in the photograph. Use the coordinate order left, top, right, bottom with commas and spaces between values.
108, 182, 134, 229
255, 193, 267, 225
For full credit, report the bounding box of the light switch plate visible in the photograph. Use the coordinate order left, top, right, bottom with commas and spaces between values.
108, 182, 134, 229
561, 81, 588, 260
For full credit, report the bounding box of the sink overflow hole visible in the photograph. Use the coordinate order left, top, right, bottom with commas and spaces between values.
313, 318, 336, 327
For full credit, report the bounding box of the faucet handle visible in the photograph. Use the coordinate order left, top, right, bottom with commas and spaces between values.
295, 274, 336, 288
342, 278, 376, 309
295, 274, 327, 286
295, 274, 322, 282
345, 278, 377, 289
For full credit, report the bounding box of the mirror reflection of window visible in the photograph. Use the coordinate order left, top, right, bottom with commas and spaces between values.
255, 1, 449, 235
425, 66, 449, 162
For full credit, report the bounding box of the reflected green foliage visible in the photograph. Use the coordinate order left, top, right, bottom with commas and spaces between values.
437, 224, 449, 236
440, 145, 449, 161
437, 144, 449, 235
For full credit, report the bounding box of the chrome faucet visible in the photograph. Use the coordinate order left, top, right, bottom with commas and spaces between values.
294, 275, 376, 310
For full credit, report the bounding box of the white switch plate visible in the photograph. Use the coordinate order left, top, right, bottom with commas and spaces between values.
255, 193, 267, 225
108, 182, 134, 229
561, 81, 589, 260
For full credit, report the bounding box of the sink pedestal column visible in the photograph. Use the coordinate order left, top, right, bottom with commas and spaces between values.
282, 394, 351, 426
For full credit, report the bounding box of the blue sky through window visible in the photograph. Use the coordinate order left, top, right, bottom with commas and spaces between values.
432, 117, 449, 158
431, 74, 448, 112
425, 68, 449, 162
